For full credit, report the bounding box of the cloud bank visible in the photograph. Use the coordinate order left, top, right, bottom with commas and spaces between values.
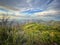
0, 0, 60, 20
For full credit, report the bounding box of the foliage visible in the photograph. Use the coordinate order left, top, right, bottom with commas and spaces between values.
0, 21, 60, 45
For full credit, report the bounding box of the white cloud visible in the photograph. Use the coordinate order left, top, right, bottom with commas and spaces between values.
34, 9, 60, 16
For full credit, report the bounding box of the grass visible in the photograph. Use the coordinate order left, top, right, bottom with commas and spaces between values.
0, 22, 60, 45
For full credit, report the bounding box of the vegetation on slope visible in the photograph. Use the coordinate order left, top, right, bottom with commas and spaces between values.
0, 21, 60, 45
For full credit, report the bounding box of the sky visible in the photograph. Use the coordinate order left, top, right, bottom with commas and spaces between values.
0, 0, 60, 20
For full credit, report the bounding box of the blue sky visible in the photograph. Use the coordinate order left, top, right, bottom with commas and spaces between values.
0, 0, 60, 20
